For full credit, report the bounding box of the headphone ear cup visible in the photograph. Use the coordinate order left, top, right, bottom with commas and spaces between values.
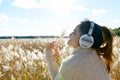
79, 34, 94, 48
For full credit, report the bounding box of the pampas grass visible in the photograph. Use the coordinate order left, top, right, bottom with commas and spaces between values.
0, 36, 119, 80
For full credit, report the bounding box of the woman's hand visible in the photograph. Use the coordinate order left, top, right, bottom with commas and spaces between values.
46, 41, 60, 57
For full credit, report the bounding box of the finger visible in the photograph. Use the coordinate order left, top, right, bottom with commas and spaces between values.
46, 41, 56, 49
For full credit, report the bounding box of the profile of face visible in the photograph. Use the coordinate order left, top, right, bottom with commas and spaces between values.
67, 24, 81, 48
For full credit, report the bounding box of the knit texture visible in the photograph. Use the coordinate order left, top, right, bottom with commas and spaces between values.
45, 47, 111, 80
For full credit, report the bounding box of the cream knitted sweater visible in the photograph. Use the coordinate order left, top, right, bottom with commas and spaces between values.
45, 47, 111, 80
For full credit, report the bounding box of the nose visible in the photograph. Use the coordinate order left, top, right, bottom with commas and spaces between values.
69, 33, 72, 37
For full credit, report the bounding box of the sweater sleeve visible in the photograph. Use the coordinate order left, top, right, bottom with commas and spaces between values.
45, 49, 61, 79
54, 56, 79, 80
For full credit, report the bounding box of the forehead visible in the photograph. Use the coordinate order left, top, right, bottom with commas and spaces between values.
74, 24, 80, 32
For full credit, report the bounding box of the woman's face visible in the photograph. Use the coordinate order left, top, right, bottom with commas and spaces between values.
67, 25, 81, 48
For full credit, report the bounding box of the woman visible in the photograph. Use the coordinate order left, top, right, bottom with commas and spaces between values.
45, 20, 113, 80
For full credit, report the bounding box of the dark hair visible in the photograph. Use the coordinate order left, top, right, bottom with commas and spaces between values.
79, 20, 113, 73
97, 26, 113, 73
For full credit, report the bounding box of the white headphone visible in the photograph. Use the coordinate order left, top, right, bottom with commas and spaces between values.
79, 22, 94, 48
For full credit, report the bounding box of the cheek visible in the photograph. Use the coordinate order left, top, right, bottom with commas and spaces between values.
67, 37, 79, 47
73, 37, 79, 45
73, 35, 80, 46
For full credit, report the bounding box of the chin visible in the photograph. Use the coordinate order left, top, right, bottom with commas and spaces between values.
67, 40, 71, 46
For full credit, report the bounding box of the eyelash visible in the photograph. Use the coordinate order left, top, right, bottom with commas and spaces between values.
72, 31, 76, 34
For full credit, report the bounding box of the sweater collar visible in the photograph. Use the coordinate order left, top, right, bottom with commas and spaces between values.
72, 46, 94, 55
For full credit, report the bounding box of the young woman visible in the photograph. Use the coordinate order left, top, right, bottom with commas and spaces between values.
45, 20, 113, 80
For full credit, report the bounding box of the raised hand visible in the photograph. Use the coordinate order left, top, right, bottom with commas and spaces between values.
46, 41, 60, 57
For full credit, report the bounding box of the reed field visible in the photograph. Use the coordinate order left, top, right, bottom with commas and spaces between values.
0, 37, 120, 80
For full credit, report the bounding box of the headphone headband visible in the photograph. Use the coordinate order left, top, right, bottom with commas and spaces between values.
88, 22, 94, 35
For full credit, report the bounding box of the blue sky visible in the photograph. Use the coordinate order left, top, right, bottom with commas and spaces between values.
0, 0, 120, 36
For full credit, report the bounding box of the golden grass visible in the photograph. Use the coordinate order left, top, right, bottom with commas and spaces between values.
0, 37, 119, 80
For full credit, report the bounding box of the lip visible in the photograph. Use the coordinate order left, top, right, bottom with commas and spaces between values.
69, 37, 72, 41
68, 39, 71, 42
